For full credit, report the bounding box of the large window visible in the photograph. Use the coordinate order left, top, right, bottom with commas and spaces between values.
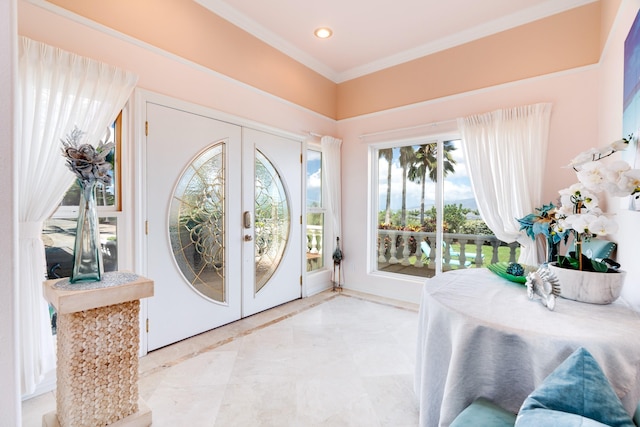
306, 148, 324, 272
43, 114, 123, 280
374, 138, 519, 278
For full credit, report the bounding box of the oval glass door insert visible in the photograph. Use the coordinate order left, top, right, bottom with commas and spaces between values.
254, 150, 290, 293
169, 142, 226, 303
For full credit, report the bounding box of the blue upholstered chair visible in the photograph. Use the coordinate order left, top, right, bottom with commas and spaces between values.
450, 348, 640, 426
450, 400, 640, 426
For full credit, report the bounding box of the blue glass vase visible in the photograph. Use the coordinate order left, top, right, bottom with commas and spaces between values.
70, 180, 103, 283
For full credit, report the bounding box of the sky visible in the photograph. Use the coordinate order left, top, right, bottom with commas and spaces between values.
306, 150, 322, 207
305, 141, 476, 212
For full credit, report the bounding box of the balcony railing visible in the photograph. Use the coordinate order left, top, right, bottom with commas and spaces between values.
304, 226, 520, 277
306, 224, 323, 272
376, 229, 520, 277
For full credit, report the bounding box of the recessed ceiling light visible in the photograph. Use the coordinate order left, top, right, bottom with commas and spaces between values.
314, 27, 333, 39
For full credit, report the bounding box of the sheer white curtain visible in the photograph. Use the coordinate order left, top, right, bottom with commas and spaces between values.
320, 136, 342, 247
17, 37, 137, 395
457, 103, 552, 266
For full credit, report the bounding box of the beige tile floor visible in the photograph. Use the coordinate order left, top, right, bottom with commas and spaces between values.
22, 290, 420, 426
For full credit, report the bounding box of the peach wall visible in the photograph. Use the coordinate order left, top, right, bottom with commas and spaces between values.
37, 0, 604, 121
598, 0, 640, 309
17, 0, 337, 306
42, 0, 337, 119
337, 68, 600, 302
336, 3, 602, 119
16, 0, 631, 305
18, 1, 335, 138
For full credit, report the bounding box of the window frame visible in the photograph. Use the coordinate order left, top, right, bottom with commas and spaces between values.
305, 144, 327, 273
369, 132, 462, 278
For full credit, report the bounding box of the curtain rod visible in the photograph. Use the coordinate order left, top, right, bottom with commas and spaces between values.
358, 118, 457, 140
307, 131, 322, 138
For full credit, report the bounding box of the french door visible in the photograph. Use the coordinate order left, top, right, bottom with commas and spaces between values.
145, 102, 301, 351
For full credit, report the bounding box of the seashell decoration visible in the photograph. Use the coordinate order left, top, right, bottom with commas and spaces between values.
526, 266, 561, 311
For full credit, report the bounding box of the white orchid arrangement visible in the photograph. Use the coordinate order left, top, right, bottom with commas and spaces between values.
558, 135, 639, 233
519, 135, 640, 271
61, 126, 114, 185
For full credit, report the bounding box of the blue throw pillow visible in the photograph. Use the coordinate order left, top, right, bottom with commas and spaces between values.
515, 347, 634, 427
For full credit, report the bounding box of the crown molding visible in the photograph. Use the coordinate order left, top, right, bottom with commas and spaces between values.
196, 0, 597, 83
193, 0, 339, 81
337, 0, 598, 82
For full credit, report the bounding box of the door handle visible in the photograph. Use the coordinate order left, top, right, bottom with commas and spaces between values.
243, 211, 252, 229
244, 234, 253, 242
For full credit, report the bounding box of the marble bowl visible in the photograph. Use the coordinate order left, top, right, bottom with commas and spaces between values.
548, 262, 626, 305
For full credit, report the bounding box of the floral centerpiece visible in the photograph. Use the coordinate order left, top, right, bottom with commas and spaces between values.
518, 134, 639, 272
518, 135, 639, 304
62, 127, 114, 186
61, 126, 114, 283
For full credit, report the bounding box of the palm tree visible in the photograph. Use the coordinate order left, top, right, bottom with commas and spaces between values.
379, 148, 393, 224
398, 146, 416, 226
408, 144, 436, 224
408, 141, 458, 224
431, 140, 458, 182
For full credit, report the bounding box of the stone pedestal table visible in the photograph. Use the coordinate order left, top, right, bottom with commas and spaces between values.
42, 272, 154, 427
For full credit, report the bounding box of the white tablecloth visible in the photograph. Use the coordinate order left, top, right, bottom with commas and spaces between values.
414, 268, 640, 427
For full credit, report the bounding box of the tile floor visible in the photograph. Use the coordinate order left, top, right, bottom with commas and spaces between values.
22, 290, 420, 426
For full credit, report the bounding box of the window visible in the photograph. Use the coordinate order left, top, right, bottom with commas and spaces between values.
306, 148, 325, 272
43, 113, 123, 280
374, 137, 519, 278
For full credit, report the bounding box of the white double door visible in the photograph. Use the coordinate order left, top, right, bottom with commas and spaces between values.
145, 102, 302, 351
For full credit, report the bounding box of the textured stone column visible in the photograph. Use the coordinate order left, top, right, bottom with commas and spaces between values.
42, 272, 154, 427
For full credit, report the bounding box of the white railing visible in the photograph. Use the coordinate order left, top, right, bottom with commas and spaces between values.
306, 224, 323, 255
306, 224, 323, 271
377, 229, 519, 271
304, 226, 520, 274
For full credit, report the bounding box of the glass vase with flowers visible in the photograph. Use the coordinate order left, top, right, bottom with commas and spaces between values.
61, 127, 114, 283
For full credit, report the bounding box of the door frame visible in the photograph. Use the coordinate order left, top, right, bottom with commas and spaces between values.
132, 89, 307, 355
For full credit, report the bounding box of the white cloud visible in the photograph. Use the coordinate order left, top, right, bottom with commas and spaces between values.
443, 179, 475, 201
308, 169, 321, 189
379, 157, 435, 210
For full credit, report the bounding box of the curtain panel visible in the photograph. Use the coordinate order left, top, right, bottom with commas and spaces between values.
17, 37, 137, 395
457, 103, 552, 266
320, 136, 343, 252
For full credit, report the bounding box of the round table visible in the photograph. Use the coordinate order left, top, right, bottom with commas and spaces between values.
414, 268, 640, 427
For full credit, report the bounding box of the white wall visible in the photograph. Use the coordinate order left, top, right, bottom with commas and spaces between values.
14, 0, 338, 404
18, 0, 636, 307
1, 0, 21, 424
17, 0, 338, 293
337, 67, 601, 303
11, 2, 639, 417
599, 0, 640, 309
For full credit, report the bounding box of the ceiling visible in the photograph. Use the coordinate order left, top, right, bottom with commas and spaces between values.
195, 0, 596, 83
